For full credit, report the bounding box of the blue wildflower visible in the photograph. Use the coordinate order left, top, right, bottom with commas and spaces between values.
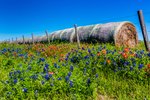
130, 66, 133, 71
87, 78, 91, 85
65, 76, 69, 82
84, 55, 89, 59
45, 63, 49, 68
58, 77, 62, 80
147, 53, 150, 57
44, 74, 50, 80
22, 88, 27, 93
14, 79, 17, 84
68, 72, 72, 77
138, 64, 144, 69
39, 58, 45, 62
88, 49, 91, 53
95, 73, 98, 78
70, 66, 74, 71
86, 61, 89, 65
41, 80, 45, 85
70, 81, 73, 87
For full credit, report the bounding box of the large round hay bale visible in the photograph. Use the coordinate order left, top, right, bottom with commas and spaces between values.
48, 21, 138, 47
15, 21, 138, 47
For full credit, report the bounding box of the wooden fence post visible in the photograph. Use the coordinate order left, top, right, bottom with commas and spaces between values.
138, 10, 150, 52
45, 30, 50, 44
32, 33, 34, 44
23, 35, 25, 44
74, 24, 80, 48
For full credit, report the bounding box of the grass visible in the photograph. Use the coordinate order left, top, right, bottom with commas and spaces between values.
0, 42, 150, 100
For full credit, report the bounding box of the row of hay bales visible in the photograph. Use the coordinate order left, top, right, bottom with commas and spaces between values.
14, 21, 138, 48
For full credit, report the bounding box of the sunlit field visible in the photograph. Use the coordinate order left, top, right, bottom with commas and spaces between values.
0, 42, 150, 100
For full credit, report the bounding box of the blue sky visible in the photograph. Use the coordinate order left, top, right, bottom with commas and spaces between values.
0, 0, 150, 41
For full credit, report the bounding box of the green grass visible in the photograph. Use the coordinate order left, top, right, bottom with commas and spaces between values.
0, 42, 150, 100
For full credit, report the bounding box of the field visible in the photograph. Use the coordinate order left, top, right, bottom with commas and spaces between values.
0, 42, 150, 100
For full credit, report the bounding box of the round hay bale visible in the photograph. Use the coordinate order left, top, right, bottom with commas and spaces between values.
48, 21, 138, 47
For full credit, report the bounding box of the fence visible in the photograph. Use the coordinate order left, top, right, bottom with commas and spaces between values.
1, 10, 150, 50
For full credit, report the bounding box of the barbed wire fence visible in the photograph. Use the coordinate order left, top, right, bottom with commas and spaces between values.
1, 10, 150, 47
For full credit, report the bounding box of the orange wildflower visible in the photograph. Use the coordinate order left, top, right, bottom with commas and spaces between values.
124, 48, 129, 53
49, 72, 54, 75
107, 60, 111, 64
97, 52, 100, 56
147, 64, 150, 69
122, 53, 128, 59
102, 49, 106, 55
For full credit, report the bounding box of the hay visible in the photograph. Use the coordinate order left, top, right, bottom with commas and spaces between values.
15, 21, 138, 47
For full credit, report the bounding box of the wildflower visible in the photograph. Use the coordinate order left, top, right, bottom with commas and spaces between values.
68, 72, 72, 77
87, 78, 91, 85
122, 53, 128, 59
22, 88, 28, 93
86, 61, 89, 65
82, 47, 85, 50
70, 81, 73, 87
45, 63, 49, 68
70, 66, 74, 71
97, 52, 100, 56
58, 77, 62, 80
124, 48, 129, 53
48, 72, 54, 75
130, 66, 133, 71
138, 64, 144, 69
44, 74, 50, 80
147, 53, 150, 57
41, 80, 45, 85
65, 76, 69, 82
95, 73, 98, 78
147, 64, 150, 69
88, 49, 91, 53
84, 55, 89, 59
39, 58, 45, 62
102, 49, 106, 55
106, 60, 111, 64
14, 79, 17, 84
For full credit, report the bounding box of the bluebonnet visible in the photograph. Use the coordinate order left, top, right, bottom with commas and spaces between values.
70, 66, 74, 71
138, 64, 144, 69
22, 88, 28, 93
19, 54, 24, 57
70, 81, 73, 87
14, 79, 17, 84
130, 66, 133, 71
147, 53, 150, 57
87, 78, 91, 85
65, 76, 69, 82
68, 72, 72, 77
39, 58, 45, 62
44, 74, 50, 80
84, 55, 89, 59
88, 49, 91, 53
58, 77, 62, 80
140, 50, 144, 54
54, 63, 57, 68
86, 61, 89, 65
82, 47, 85, 50
96, 73, 98, 78
41, 80, 45, 85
